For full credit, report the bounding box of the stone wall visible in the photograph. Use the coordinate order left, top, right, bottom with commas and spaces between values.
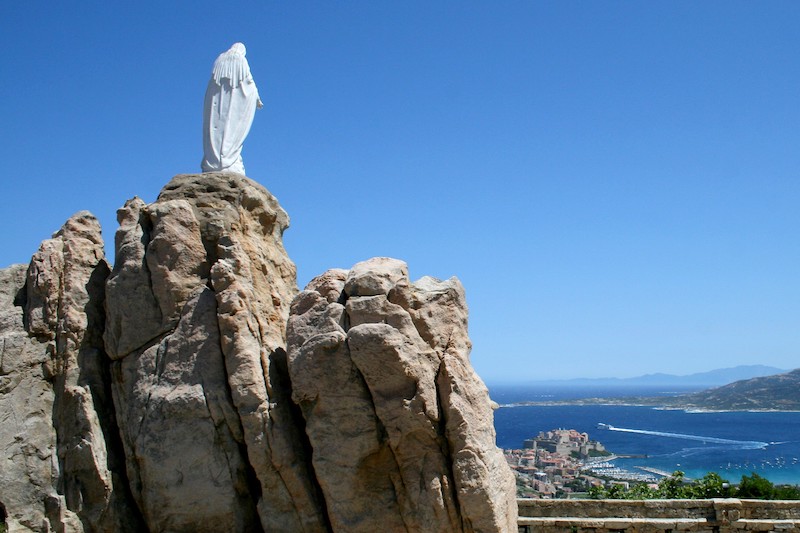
518, 498, 800, 532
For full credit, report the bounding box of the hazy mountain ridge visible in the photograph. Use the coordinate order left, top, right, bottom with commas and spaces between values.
671, 368, 800, 411
504, 367, 800, 411
528, 365, 786, 388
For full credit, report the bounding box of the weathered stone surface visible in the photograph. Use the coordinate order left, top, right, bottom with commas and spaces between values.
288, 257, 517, 533
518, 498, 800, 532
393, 274, 517, 532
105, 196, 211, 361
437, 353, 517, 532
288, 291, 407, 532
343, 257, 408, 297
103, 197, 163, 360
212, 237, 326, 532
145, 199, 210, 328
111, 288, 257, 531
0, 264, 63, 532
167, 173, 324, 532
6, 212, 143, 532
305, 268, 347, 304
108, 173, 325, 532
30, 213, 142, 533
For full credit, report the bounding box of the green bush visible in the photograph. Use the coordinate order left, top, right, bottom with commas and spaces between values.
774, 484, 800, 500
587, 449, 612, 457
589, 471, 690, 500
736, 472, 775, 499
735, 472, 800, 500
588, 470, 800, 500
688, 472, 728, 498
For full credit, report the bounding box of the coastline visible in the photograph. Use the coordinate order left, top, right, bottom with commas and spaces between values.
495, 403, 800, 486
499, 400, 800, 414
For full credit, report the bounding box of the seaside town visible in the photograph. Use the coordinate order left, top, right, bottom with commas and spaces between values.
504, 428, 664, 498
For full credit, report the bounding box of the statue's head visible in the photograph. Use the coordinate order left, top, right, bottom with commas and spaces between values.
229, 42, 247, 57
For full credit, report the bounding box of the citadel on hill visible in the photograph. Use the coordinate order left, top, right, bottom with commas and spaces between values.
506, 429, 614, 499
523, 429, 608, 458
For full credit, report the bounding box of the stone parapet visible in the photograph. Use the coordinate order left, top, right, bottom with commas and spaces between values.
518, 498, 800, 532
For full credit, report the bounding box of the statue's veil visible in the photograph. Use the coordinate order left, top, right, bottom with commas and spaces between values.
211, 43, 251, 89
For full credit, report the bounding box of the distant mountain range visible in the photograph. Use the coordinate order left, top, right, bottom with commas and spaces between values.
663, 368, 800, 411
534, 365, 787, 388
510, 366, 800, 411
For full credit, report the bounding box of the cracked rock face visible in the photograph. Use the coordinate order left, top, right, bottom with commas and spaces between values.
105, 173, 326, 532
0, 264, 60, 532
1, 213, 142, 533
287, 257, 517, 533
0, 173, 516, 533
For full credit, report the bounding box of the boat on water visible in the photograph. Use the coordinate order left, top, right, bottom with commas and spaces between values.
597, 423, 611, 430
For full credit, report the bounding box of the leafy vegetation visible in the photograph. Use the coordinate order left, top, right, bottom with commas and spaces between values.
587, 448, 611, 457
571, 449, 610, 460
588, 471, 800, 500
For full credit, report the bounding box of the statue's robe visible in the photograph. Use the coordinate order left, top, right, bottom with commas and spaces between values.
201, 44, 260, 175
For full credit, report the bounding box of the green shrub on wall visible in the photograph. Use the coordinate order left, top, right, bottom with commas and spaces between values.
589, 471, 800, 500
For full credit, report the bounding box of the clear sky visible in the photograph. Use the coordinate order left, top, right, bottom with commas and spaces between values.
2, 2, 799, 383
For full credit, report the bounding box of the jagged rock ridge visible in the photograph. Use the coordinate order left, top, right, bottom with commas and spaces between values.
0, 173, 516, 532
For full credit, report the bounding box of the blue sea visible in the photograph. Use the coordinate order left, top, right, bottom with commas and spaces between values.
490, 385, 800, 485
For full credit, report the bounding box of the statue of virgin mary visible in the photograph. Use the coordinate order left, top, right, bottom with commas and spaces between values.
201, 43, 262, 175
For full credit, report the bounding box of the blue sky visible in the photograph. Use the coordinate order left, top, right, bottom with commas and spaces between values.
2, 2, 799, 382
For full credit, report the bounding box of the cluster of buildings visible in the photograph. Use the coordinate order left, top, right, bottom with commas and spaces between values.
504, 428, 611, 498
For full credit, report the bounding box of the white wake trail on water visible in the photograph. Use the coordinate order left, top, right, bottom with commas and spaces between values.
604, 424, 769, 449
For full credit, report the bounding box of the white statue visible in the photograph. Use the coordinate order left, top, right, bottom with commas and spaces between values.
201, 43, 263, 175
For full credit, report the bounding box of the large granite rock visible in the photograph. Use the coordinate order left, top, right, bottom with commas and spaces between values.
105, 173, 326, 532
287, 257, 518, 533
1, 173, 515, 533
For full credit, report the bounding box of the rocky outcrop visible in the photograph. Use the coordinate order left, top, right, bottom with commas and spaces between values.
288, 257, 517, 532
105, 173, 326, 532
0, 172, 516, 532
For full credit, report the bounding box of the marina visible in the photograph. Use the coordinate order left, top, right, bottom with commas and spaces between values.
582, 460, 660, 484
635, 466, 678, 479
